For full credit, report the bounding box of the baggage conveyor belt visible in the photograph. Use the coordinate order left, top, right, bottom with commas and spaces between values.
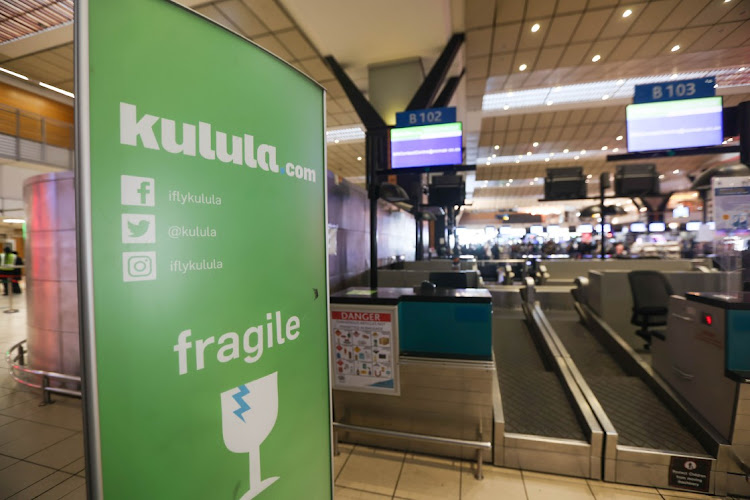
547, 314, 708, 455
493, 310, 586, 441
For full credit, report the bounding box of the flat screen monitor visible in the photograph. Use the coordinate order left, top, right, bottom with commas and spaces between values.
529, 225, 544, 235
596, 223, 612, 233
428, 174, 465, 207
686, 221, 701, 231
672, 205, 690, 218
544, 167, 587, 200
546, 225, 560, 234
626, 96, 723, 153
390, 122, 463, 169
615, 164, 659, 197
577, 224, 593, 233
649, 222, 666, 232
630, 222, 647, 233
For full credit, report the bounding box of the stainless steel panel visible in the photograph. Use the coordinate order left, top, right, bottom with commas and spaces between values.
57, 231, 78, 282
504, 434, 589, 455
55, 176, 76, 230
26, 230, 56, 281
61, 331, 81, 376
58, 281, 79, 333
726, 472, 750, 497
26, 279, 60, 331
27, 326, 62, 373
504, 445, 590, 477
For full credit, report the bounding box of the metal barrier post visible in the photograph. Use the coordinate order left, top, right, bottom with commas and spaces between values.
4, 276, 18, 313
476, 448, 483, 480
41, 375, 53, 405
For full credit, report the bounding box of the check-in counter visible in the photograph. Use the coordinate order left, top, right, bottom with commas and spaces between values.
329, 287, 495, 462
655, 292, 750, 496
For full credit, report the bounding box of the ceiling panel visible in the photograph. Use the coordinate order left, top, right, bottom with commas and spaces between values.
492, 22, 522, 53
570, 8, 613, 43
495, 1, 526, 24
545, 13, 581, 46
215, 0, 268, 37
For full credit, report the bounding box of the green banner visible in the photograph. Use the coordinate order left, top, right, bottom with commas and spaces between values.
77, 1, 331, 498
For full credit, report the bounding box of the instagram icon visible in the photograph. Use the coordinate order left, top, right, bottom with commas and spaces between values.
123, 252, 157, 282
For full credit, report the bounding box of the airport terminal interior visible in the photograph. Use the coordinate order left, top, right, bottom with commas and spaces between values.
1, 0, 750, 498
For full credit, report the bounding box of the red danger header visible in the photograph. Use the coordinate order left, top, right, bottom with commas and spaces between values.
332, 311, 391, 322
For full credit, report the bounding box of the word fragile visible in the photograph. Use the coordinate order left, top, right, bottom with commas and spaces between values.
173, 311, 301, 375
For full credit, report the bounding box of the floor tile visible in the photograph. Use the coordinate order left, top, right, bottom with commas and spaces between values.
6, 471, 73, 500
394, 454, 460, 500
333, 486, 390, 499
26, 433, 84, 470
60, 457, 85, 475
59, 484, 87, 500
0, 391, 38, 412
0, 460, 55, 498
0, 419, 76, 459
336, 446, 404, 497
35, 475, 86, 500
588, 483, 661, 499
658, 490, 715, 499
587, 481, 662, 494
0, 415, 16, 427
334, 443, 354, 480
18, 399, 83, 432
0, 453, 19, 471
523, 469, 595, 500
461, 464, 526, 500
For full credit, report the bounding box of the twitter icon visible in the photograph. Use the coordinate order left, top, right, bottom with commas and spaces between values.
122, 214, 155, 244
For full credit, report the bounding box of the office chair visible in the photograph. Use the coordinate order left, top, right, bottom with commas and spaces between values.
627, 270, 673, 350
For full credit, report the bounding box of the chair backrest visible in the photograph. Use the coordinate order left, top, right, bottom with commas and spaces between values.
429, 271, 470, 288
627, 270, 674, 311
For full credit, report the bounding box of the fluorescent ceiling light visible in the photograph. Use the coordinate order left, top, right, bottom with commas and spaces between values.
479, 149, 609, 166
39, 82, 74, 98
482, 67, 748, 112
2, 219, 25, 224
326, 126, 365, 143
0, 67, 29, 80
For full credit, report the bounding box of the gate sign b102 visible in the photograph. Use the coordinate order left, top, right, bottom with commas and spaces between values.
633, 77, 715, 104
396, 107, 456, 128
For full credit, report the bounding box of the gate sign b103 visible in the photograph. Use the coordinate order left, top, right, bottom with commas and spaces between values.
633, 77, 715, 104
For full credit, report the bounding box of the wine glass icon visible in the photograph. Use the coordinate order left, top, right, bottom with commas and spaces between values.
220, 372, 279, 499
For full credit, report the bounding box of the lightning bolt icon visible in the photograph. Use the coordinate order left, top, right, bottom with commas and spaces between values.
231, 385, 251, 422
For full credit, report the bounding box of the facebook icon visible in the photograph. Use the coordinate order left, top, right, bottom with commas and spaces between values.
121, 175, 155, 207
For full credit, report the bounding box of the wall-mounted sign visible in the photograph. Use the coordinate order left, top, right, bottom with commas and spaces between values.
331, 305, 400, 395
76, 1, 330, 498
633, 77, 715, 104
396, 106, 456, 128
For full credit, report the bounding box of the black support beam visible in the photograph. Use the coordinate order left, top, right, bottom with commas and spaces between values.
406, 33, 465, 111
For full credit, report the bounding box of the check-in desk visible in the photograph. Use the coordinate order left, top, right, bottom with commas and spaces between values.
655, 292, 750, 495
330, 287, 495, 462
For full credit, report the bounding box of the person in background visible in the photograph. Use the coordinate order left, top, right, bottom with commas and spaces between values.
0, 246, 22, 295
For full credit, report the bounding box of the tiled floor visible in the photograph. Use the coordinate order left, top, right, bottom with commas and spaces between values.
0, 296, 738, 499
333, 443, 727, 500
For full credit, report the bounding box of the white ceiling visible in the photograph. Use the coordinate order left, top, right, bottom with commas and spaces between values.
0, 0, 749, 216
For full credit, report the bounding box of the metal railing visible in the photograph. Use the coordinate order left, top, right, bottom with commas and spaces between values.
332, 422, 491, 479
0, 102, 74, 169
6, 339, 81, 404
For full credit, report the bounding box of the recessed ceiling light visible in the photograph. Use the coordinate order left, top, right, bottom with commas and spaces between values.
613, 148, 619, 152
334, 139, 340, 144
531, 23, 540, 32
587, 174, 593, 179
550, 152, 555, 156
728, 138, 733, 142
673, 169, 680, 174
574, 155, 580, 160
563, 148, 569, 153
527, 152, 532, 156
519, 63, 528, 71
533, 142, 539, 147
581, 149, 587, 154
545, 158, 550, 162
515, 160, 520, 163
640, 207, 647, 212
592, 54, 601, 62
724, 0, 731, 3
554, 86, 561, 92
739, 67, 746, 72
509, 179, 514, 182
622, 9, 633, 17
547, 100, 553, 105
714, 84, 719, 88
492, 153, 497, 158
494, 144, 500, 150
534, 177, 539, 181
671, 45, 680, 52
659, 174, 665, 179
616, 135, 623, 141
602, 95, 609, 100
530, 181, 535, 184
503, 105, 510, 110
486, 161, 491, 165
0, 67, 29, 80
601, 146, 608, 150
722, 140, 728, 144
357, 156, 362, 161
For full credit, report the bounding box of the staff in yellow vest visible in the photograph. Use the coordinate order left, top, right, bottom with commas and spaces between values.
0, 246, 21, 295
